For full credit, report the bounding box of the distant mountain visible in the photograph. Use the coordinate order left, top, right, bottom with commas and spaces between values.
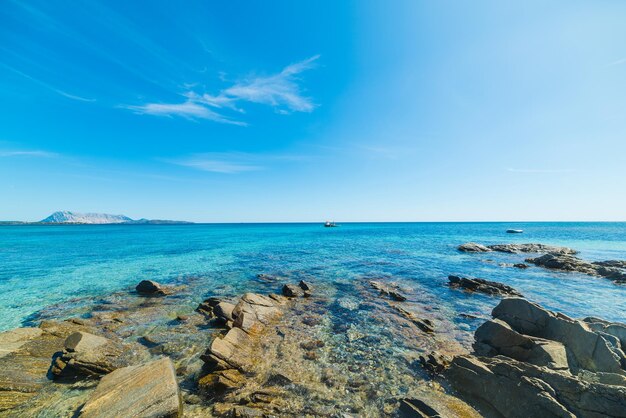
37, 211, 191, 225
41, 211, 132, 224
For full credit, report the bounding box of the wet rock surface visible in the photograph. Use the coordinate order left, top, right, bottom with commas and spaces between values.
459, 242, 578, 255
448, 275, 523, 297
135, 279, 168, 296
4, 262, 624, 417
446, 297, 626, 418
79, 357, 182, 418
527, 253, 626, 283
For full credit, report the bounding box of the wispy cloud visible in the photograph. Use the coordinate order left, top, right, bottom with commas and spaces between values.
507, 168, 576, 174
606, 57, 626, 67
0, 62, 96, 102
0, 149, 59, 158
167, 152, 307, 174
121, 101, 246, 126
124, 55, 319, 124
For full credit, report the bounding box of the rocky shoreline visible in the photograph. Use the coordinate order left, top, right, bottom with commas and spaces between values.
459, 242, 626, 284
0, 242, 625, 417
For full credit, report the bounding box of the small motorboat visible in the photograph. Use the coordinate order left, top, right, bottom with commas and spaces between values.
324, 221, 338, 227
506, 229, 524, 234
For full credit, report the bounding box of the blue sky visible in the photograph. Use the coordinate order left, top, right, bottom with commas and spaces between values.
1, 1, 626, 222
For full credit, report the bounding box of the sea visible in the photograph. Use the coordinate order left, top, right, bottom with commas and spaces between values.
1, 222, 625, 332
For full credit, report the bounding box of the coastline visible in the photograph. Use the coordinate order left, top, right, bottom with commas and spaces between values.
1, 234, 625, 416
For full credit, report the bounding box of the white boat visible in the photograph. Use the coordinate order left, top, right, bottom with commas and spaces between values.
324, 221, 338, 227
506, 229, 523, 233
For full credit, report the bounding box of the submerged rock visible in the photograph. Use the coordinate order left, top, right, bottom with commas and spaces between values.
79, 357, 182, 418
370, 280, 408, 301
447, 275, 523, 297
526, 253, 626, 283
393, 306, 434, 333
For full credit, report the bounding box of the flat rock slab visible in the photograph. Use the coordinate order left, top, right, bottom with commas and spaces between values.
0, 327, 42, 358
79, 357, 182, 418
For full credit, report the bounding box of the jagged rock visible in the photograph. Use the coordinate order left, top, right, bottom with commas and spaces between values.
232, 293, 281, 332
79, 357, 182, 418
214, 302, 236, 323
459, 242, 577, 255
51, 331, 126, 378
298, 280, 312, 291
446, 355, 626, 418
526, 254, 626, 283
487, 243, 577, 255
196, 297, 221, 316
583, 318, 626, 348
447, 275, 523, 297
399, 398, 441, 417
418, 351, 451, 375
282, 284, 303, 297
593, 260, 626, 269
135, 280, 167, 296
493, 298, 626, 374
458, 242, 491, 252
474, 319, 568, 370
513, 263, 529, 269
204, 327, 255, 372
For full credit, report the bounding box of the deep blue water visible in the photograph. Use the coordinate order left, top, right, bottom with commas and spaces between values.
1, 222, 625, 331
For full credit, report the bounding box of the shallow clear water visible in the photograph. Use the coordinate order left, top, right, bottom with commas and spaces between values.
1, 222, 626, 332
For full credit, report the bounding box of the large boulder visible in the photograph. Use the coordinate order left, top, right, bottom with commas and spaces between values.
51, 332, 126, 378
446, 355, 626, 418
79, 357, 182, 418
135, 280, 167, 296
474, 319, 568, 370
448, 275, 523, 297
214, 302, 237, 323
492, 298, 626, 375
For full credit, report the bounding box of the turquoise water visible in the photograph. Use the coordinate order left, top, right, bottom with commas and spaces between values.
1, 222, 626, 332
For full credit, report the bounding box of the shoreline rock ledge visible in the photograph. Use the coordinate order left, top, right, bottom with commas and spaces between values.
79, 357, 182, 418
445, 297, 626, 418
458, 242, 578, 255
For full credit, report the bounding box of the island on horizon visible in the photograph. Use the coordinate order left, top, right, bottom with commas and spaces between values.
0, 211, 193, 225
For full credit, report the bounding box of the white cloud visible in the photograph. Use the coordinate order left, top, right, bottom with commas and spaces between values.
167, 152, 307, 174
506, 168, 576, 173
121, 101, 246, 126
124, 55, 319, 124
0, 150, 59, 158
